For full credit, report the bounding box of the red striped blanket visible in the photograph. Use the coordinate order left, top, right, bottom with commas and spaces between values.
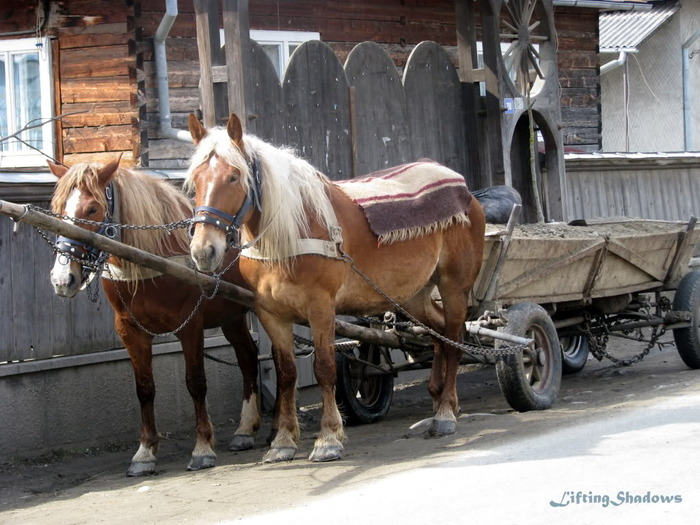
336, 160, 472, 244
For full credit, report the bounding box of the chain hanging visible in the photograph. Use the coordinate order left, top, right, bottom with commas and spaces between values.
340, 253, 526, 357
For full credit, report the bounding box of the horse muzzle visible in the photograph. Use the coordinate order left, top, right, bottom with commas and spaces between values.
190, 236, 225, 273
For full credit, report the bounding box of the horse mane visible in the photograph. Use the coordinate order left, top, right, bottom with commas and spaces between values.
52, 163, 192, 280
185, 129, 337, 266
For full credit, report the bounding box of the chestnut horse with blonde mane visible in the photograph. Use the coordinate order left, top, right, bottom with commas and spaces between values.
187, 113, 485, 463
49, 157, 260, 476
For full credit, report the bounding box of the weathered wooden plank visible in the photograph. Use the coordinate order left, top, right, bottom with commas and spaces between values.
59, 33, 131, 50
60, 46, 133, 79
63, 125, 134, 154
345, 41, 412, 175
247, 40, 285, 145
404, 41, 467, 176
60, 102, 134, 127
63, 151, 137, 167
0, 213, 15, 361
284, 40, 352, 180
61, 78, 131, 104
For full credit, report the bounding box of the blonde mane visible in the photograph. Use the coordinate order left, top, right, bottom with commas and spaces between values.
52, 163, 192, 280
185, 129, 337, 266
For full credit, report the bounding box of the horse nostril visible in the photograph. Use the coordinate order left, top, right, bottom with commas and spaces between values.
67, 274, 75, 288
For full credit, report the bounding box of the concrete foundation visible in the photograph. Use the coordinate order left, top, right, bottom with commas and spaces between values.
0, 337, 244, 461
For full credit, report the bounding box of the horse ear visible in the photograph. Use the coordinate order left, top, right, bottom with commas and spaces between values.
98, 153, 122, 185
47, 160, 69, 179
189, 113, 207, 145
226, 113, 244, 149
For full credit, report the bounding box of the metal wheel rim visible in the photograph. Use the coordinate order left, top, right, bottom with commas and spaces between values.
349, 346, 385, 407
560, 335, 583, 359
521, 323, 552, 392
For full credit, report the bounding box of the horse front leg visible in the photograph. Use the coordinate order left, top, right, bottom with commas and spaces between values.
257, 312, 299, 463
221, 316, 261, 451
118, 322, 159, 477
179, 322, 217, 471
308, 309, 345, 462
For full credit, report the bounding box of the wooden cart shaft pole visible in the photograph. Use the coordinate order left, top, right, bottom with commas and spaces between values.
0, 199, 255, 308
0, 199, 403, 346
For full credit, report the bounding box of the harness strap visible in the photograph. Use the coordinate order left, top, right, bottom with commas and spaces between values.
242, 237, 342, 260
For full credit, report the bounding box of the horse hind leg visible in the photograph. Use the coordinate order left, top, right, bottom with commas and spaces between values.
221, 316, 261, 451
404, 283, 466, 436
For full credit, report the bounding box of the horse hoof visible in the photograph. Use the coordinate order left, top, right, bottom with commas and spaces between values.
429, 418, 456, 436
308, 446, 343, 463
229, 434, 255, 451
262, 447, 296, 463
127, 461, 156, 477
187, 455, 216, 471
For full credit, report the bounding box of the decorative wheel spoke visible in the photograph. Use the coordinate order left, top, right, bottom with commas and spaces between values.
500, 0, 551, 97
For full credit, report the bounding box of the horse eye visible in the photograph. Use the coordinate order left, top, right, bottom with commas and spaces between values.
229, 173, 239, 183
87, 206, 98, 216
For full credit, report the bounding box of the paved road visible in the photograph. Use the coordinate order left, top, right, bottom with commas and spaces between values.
2, 343, 699, 524
234, 389, 700, 525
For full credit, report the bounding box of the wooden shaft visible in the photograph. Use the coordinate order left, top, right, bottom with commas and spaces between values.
0, 199, 255, 308
0, 199, 402, 345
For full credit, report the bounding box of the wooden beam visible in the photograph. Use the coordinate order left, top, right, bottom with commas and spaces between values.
193, 0, 218, 127
0, 199, 254, 308
222, 0, 252, 127
0, 199, 406, 348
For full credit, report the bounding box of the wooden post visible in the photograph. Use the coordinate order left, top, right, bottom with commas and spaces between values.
455, 0, 487, 189
480, 0, 506, 186
194, 0, 228, 127
222, 0, 251, 128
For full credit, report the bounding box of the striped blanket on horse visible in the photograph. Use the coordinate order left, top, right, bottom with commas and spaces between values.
337, 160, 472, 245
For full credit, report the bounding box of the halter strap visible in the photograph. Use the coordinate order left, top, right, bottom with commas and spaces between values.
191, 154, 262, 244
54, 180, 119, 287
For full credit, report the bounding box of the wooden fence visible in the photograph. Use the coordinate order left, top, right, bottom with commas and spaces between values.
244, 39, 475, 184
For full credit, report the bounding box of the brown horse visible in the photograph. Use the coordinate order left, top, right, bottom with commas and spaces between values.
186, 113, 485, 463
48, 156, 260, 476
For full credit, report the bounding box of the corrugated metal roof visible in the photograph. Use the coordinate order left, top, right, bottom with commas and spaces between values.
600, 1, 679, 50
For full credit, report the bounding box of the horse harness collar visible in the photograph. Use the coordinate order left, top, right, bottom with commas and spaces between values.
192, 154, 345, 260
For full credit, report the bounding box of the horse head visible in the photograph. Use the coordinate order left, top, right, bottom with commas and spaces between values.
48, 155, 121, 297
187, 113, 259, 272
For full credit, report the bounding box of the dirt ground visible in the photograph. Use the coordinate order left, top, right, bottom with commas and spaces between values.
1, 333, 699, 523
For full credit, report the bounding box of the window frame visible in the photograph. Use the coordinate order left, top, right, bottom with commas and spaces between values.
220, 29, 321, 80
0, 37, 55, 169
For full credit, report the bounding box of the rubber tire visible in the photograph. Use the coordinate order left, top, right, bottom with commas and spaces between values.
673, 270, 700, 369
335, 344, 394, 425
560, 334, 590, 375
495, 303, 562, 412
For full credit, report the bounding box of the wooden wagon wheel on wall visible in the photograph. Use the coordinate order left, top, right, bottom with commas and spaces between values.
499, 0, 555, 100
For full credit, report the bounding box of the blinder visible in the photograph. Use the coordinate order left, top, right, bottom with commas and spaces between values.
54, 181, 118, 287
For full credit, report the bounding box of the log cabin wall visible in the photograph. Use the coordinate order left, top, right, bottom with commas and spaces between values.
554, 6, 601, 153
1, 0, 601, 168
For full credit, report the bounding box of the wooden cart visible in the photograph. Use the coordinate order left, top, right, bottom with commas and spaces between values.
334, 210, 700, 423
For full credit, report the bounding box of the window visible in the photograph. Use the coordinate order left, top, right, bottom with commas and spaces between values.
0, 37, 54, 169
220, 29, 320, 79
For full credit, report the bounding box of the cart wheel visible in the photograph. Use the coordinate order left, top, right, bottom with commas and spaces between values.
335, 344, 394, 425
495, 302, 562, 411
673, 270, 700, 369
560, 335, 589, 375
